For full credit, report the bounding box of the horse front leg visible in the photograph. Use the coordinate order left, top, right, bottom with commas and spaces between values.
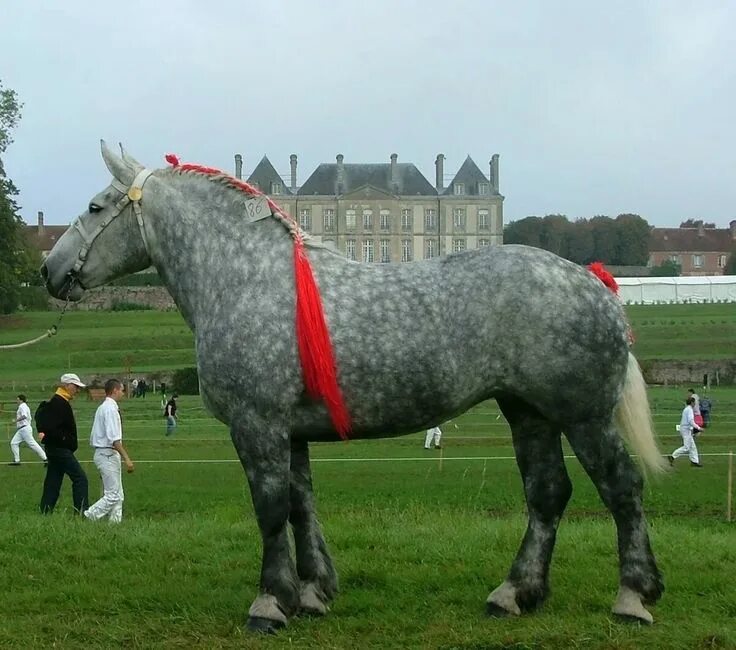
232, 420, 299, 634
487, 397, 572, 617
289, 440, 339, 615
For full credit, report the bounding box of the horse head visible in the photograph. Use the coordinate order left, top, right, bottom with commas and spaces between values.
42, 141, 154, 300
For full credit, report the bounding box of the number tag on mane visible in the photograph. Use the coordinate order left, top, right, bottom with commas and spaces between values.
244, 196, 272, 223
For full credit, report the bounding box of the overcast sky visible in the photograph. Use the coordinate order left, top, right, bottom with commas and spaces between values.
2, 0, 735, 227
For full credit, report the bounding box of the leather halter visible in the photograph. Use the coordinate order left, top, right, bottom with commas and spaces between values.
68, 168, 153, 279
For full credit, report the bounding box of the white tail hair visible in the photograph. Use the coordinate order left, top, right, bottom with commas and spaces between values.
615, 352, 669, 475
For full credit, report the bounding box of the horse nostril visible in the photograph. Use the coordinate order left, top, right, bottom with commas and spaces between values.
40, 264, 49, 282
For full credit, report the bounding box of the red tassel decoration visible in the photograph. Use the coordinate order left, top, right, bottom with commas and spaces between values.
587, 261, 619, 295
165, 154, 180, 167
293, 239, 351, 439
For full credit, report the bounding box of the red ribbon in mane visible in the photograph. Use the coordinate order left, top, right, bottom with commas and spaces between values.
165, 153, 351, 439
587, 261, 619, 295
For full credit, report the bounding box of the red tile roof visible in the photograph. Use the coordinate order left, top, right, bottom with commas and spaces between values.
23, 225, 70, 253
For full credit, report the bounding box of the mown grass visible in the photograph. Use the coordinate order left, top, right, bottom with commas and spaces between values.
1, 306, 735, 647
0, 394, 735, 648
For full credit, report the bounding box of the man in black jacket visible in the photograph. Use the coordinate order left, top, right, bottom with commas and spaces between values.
37, 373, 89, 514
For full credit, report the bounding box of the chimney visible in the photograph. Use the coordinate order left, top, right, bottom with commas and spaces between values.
290, 154, 297, 191
234, 154, 243, 179
490, 154, 500, 193
336, 154, 345, 194
730, 219, 736, 240
435, 153, 444, 191
390, 153, 399, 192
37, 211, 45, 236
697, 221, 705, 237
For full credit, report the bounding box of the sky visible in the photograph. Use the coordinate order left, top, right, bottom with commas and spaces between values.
2, 0, 735, 228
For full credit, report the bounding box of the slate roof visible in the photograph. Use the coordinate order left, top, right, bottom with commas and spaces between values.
298, 162, 436, 196
246, 156, 292, 195
444, 156, 491, 196
649, 226, 736, 253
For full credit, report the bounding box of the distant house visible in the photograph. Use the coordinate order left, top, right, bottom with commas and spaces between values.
23, 211, 68, 259
648, 221, 736, 276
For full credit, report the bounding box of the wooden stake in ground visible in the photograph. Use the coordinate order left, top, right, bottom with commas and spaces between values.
727, 451, 733, 523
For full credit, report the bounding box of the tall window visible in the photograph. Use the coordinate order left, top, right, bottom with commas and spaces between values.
346, 209, 356, 230
478, 209, 489, 230
271, 182, 282, 195
424, 208, 436, 230
380, 210, 391, 231
345, 239, 356, 261
299, 208, 311, 232
363, 239, 374, 262
478, 182, 489, 195
425, 239, 436, 259
323, 208, 335, 232
478, 238, 490, 248
692, 254, 704, 268
453, 207, 466, 229
669, 255, 681, 264
453, 238, 466, 253
401, 239, 412, 262
401, 208, 412, 231
454, 183, 465, 195
380, 239, 391, 263
718, 254, 727, 268
363, 209, 373, 231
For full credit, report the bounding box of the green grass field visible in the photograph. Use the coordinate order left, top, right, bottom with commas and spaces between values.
0, 307, 735, 648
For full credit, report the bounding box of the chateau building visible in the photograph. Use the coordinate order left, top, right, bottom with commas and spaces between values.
649, 221, 736, 276
237, 152, 504, 262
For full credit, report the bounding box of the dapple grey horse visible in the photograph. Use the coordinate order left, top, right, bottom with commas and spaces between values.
42, 142, 667, 633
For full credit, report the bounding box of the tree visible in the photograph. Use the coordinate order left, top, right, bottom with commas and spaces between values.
589, 216, 618, 264
650, 260, 681, 277
0, 79, 33, 314
725, 251, 736, 275
539, 214, 570, 259
503, 216, 545, 248
566, 218, 595, 264
614, 213, 650, 266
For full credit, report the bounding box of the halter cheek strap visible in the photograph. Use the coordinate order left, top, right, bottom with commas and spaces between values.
70, 168, 153, 276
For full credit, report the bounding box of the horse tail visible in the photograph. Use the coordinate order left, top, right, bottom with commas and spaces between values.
614, 352, 669, 475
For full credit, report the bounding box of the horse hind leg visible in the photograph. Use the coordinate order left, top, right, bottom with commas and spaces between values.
289, 440, 339, 616
564, 419, 663, 624
232, 421, 300, 634
487, 396, 572, 617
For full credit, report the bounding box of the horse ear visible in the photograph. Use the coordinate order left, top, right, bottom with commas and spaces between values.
100, 139, 134, 185
119, 143, 144, 171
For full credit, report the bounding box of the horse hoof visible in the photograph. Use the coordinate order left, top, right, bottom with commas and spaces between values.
612, 586, 654, 625
299, 582, 329, 616
246, 616, 286, 635
486, 580, 521, 617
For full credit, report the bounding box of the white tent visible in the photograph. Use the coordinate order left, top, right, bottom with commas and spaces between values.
617, 275, 736, 304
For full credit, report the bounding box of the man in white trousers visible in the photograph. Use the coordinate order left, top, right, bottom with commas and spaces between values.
8, 394, 47, 466
669, 396, 703, 468
84, 379, 135, 523
424, 426, 442, 450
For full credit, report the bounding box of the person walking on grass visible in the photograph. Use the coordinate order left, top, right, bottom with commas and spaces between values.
424, 425, 442, 450
37, 373, 89, 514
669, 396, 703, 468
688, 388, 704, 429
84, 379, 134, 524
9, 394, 47, 467
164, 393, 178, 436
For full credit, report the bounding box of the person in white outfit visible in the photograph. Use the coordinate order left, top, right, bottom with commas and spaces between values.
424, 426, 442, 450
84, 379, 135, 523
9, 394, 48, 466
669, 396, 703, 468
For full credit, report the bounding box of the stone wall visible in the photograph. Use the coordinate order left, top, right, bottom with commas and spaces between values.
50, 286, 176, 311
640, 359, 736, 386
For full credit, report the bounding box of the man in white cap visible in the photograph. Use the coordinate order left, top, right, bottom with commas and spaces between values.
37, 373, 89, 514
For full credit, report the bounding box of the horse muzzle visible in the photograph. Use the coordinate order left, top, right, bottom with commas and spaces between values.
40, 262, 85, 301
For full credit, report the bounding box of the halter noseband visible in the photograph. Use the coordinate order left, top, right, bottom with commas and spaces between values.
69, 168, 153, 279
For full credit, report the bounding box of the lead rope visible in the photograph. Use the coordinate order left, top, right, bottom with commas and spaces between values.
0, 281, 76, 350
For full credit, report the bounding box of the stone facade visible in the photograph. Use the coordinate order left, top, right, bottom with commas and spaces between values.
49, 286, 176, 311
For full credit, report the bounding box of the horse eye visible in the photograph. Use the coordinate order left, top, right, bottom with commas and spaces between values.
89, 203, 103, 213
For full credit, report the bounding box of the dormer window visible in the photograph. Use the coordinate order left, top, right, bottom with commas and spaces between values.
271, 182, 282, 195
454, 183, 465, 195
478, 182, 489, 195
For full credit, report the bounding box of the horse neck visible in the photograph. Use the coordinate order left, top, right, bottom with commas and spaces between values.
144, 172, 293, 328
